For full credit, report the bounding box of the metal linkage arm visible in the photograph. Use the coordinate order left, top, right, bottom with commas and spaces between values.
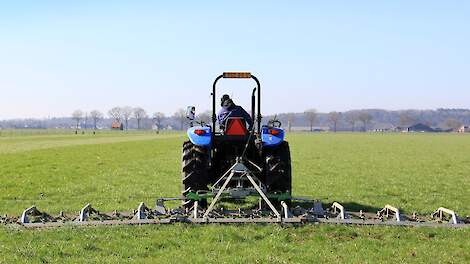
203, 161, 281, 220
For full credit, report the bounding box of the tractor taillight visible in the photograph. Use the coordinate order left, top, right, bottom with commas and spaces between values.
269, 129, 281, 136
194, 129, 206, 136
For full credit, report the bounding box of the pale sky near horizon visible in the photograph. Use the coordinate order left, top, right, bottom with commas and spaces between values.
0, 1, 469, 119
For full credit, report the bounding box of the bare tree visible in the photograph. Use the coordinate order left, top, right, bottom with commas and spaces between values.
108, 107, 123, 123
71, 110, 83, 131
152, 112, 166, 130
90, 110, 103, 130
173, 108, 187, 130
328, 111, 341, 132
399, 113, 416, 127
423, 120, 433, 127
286, 113, 295, 132
83, 112, 88, 130
345, 112, 358, 132
133, 107, 147, 129
197, 110, 212, 126
358, 111, 373, 132
304, 109, 317, 132
445, 118, 462, 131
122, 106, 133, 130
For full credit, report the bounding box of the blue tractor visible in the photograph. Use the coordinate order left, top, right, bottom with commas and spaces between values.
182, 72, 291, 210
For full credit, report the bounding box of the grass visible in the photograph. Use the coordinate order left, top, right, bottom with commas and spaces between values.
1, 224, 470, 263
1, 131, 470, 263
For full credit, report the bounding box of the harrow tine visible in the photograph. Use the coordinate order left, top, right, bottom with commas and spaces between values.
432, 207, 460, 224
20, 206, 40, 224
193, 201, 198, 219
20, 206, 56, 225
281, 201, 292, 218
78, 203, 95, 222
135, 202, 149, 220
330, 202, 348, 220
377, 205, 401, 222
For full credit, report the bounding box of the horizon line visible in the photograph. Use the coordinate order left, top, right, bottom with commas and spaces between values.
1, 107, 469, 121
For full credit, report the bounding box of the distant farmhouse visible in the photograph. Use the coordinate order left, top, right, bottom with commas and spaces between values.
371, 124, 395, 132
368, 123, 465, 133
458, 125, 470, 133
405, 123, 435, 132
111, 121, 123, 130
373, 123, 438, 133
291, 126, 330, 132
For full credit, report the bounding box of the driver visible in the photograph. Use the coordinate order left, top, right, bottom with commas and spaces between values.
217, 94, 253, 130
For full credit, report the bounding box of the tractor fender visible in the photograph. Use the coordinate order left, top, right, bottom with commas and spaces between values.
261, 126, 285, 147
187, 126, 211, 147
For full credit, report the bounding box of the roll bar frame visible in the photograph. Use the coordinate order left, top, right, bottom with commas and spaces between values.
212, 73, 261, 134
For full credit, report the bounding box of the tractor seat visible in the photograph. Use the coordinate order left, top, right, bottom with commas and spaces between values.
224, 117, 248, 136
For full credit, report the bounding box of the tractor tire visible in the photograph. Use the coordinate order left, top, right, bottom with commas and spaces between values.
181, 141, 209, 210
264, 141, 292, 197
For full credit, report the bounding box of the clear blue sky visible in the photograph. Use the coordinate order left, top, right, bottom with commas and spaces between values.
0, 0, 469, 119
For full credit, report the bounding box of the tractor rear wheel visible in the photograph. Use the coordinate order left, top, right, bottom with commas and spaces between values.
181, 141, 209, 210
265, 141, 292, 199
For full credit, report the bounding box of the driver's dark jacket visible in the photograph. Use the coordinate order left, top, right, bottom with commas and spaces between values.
217, 105, 253, 130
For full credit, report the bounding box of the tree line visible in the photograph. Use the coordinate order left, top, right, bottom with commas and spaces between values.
282, 109, 373, 132
71, 107, 169, 130
274, 108, 470, 132
1, 108, 469, 131
69, 107, 208, 131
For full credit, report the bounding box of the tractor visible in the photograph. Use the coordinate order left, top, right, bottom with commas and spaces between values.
181, 72, 292, 210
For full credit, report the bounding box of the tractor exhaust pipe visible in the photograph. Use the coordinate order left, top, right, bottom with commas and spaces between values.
251, 87, 256, 124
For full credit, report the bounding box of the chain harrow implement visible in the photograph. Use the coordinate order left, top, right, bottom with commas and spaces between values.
4, 199, 469, 228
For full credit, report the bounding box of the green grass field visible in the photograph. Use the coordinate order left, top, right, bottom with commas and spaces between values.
1, 131, 470, 263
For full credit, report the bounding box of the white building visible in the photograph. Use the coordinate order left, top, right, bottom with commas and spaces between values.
458, 125, 470, 133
